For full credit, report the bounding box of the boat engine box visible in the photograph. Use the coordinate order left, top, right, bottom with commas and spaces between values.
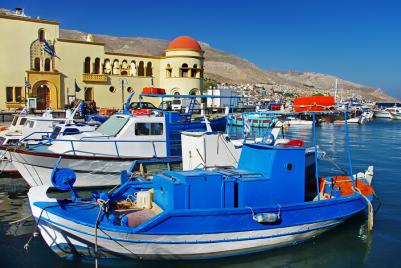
153, 170, 227, 210
236, 175, 272, 207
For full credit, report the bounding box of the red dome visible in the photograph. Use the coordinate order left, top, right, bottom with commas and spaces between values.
166, 36, 202, 51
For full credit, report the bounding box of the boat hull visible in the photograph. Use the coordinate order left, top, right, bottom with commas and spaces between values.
29, 186, 370, 261
389, 112, 401, 120
8, 148, 170, 187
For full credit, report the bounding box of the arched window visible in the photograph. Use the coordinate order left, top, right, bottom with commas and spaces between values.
84, 57, 91, 73
129, 61, 136, 76
44, 58, 51, 71
189, 88, 198, 95
112, 60, 120, 75
109, 86, 116, 93
166, 64, 172, 78
121, 60, 128, 75
146, 62, 153, 77
180, 63, 189, 77
38, 29, 45, 42
138, 61, 145, 76
191, 64, 197, 78
34, 58, 40, 71
94, 58, 100, 74
104, 59, 111, 74
127, 87, 133, 93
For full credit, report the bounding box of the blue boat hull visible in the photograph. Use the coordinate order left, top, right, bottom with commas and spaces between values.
30, 189, 372, 261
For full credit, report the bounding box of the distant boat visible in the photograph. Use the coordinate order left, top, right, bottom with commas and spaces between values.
389, 109, 401, 120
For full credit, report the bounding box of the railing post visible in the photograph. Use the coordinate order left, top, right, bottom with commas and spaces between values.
114, 141, 120, 158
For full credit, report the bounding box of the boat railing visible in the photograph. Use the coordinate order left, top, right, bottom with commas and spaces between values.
18, 132, 182, 158
50, 138, 179, 158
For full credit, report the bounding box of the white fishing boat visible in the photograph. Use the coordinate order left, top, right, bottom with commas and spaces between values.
284, 116, 313, 126
373, 109, 390, 118
0, 105, 97, 175
7, 110, 226, 187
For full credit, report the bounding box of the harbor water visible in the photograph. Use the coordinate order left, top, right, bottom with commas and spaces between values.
0, 119, 400, 267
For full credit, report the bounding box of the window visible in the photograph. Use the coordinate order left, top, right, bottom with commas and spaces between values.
138, 61, 144, 76
15, 87, 22, 102
44, 58, 51, 71
109, 86, 115, 93
84, 57, 91, 73
85, 87, 93, 101
19, 118, 27, 125
34, 58, 40, 71
6, 87, 13, 102
135, 123, 163, 136
94, 58, 100, 74
191, 64, 197, 78
38, 29, 45, 42
27, 120, 35, 128
166, 64, 172, 78
146, 62, 153, 77
127, 87, 133, 93
96, 116, 129, 136
11, 115, 19, 126
180, 63, 189, 77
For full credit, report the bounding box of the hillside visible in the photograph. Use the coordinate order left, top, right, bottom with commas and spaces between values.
59, 29, 396, 101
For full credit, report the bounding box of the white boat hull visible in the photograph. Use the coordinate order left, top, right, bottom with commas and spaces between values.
374, 110, 390, 118
10, 150, 139, 187
389, 112, 401, 120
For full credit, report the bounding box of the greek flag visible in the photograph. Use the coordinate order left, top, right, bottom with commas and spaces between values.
75, 80, 82, 92
24, 80, 31, 88
43, 40, 60, 59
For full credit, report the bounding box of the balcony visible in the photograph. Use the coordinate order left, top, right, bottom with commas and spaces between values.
82, 73, 108, 83
5, 102, 24, 109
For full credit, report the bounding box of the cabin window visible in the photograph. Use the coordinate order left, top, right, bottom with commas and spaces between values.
50, 126, 62, 139
135, 123, 163, 136
28, 120, 35, 128
19, 118, 27, 125
63, 128, 80, 135
11, 116, 19, 126
96, 116, 129, 136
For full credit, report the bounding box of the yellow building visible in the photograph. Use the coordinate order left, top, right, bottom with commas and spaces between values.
0, 8, 204, 110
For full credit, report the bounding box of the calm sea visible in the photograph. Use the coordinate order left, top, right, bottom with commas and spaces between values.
0, 119, 400, 268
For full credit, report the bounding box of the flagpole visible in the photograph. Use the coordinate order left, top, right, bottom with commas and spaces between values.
24, 77, 27, 108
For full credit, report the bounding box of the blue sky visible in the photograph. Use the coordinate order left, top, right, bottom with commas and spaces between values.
3, 0, 401, 99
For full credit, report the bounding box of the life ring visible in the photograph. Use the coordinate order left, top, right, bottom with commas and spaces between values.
131, 109, 153, 115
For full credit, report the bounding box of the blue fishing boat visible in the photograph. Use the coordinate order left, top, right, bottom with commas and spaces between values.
27, 110, 378, 262
228, 113, 274, 128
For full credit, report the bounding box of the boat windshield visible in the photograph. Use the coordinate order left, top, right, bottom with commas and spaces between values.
96, 116, 129, 136
11, 116, 19, 126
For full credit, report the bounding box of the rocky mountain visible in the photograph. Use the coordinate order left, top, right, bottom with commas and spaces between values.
59, 29, 396, 101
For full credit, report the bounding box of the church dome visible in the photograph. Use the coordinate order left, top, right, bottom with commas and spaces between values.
166, 36, 202, 52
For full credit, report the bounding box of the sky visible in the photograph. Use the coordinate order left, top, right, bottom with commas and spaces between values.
3, 0, 401, 99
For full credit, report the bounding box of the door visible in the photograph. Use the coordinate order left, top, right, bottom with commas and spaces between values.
37, 85, 50, 110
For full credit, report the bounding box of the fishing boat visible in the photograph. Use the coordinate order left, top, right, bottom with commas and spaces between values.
27, 106, 378, 262
228, 113, 274, 128
284, 116, 313, 126
0, 104, 98, 175
27, 134, 377, 261
7, 94, 229, 187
